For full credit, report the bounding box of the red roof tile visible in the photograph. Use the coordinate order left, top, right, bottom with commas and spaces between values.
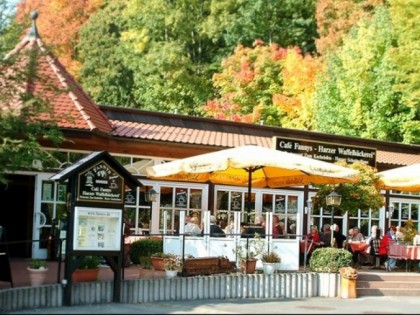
2, 22, 113, 134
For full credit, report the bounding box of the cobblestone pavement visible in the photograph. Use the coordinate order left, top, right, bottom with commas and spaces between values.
7, 296, 420, 314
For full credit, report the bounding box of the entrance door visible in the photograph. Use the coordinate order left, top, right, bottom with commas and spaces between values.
32, 174, 67, 259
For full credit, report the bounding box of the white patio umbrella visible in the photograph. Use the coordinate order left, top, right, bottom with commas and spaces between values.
146, 145, 360, 216
376, 163, 420, 192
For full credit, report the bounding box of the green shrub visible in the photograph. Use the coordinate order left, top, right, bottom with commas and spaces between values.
77, 255, 101, 269
28, 259, 48, 269
309, 247, 352, 273
130, 238, 163, 265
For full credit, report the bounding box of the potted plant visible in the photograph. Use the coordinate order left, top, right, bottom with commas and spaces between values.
150, 252, 176, 271
261, 251, 281, 274
72, 255, 101, 282
163, 254, 182, 278
27, 259, 48, 286
234, 233, 265, 274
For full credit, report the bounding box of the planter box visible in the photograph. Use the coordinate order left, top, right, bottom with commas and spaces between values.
182, 256, 236, 276
72, 268, 99, 282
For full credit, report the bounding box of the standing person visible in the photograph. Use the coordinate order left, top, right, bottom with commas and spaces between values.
381, 225, 397, 271
332, 224, 347, 249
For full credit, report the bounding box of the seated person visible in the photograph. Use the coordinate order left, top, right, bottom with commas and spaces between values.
348, 226, 365, 265
368, 228, 385, 269
319, 224, 332, 247
201, 215, 226, 237
184, 216, 202, 236
300, 225, 320, 261
304, 225, 320, 255
332, 224, 347, 249
349, 227, 365, 242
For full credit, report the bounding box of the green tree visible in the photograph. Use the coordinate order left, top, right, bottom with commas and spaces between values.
313, 4, 419, 144
203, 0, 318, 54
76, 0, 137, 107
387, 0, 420, 143
312, 161, 383, 216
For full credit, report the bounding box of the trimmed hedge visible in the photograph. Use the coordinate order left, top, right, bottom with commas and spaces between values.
309, 247, 352, 273
129, 238, 163, 266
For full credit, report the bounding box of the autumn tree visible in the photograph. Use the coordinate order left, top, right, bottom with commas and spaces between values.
202, 40, 284, 124
15, 0, 103, 76
273, 48, 319, 130
315, 0, 384, 55
202, 40, 319, 129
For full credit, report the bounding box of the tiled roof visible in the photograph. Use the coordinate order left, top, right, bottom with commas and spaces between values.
2, 15, 113, 134
103, 106, 420, 167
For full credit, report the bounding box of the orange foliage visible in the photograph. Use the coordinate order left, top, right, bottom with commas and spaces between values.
315, 0, 384, 55
272, 49, 319, 129
202, 96, 254, 123
15, 0, 103, 77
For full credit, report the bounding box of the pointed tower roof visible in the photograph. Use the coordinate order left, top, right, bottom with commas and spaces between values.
2, 11, 114, 134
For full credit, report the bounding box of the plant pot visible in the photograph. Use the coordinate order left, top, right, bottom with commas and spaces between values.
165, 269, 178, 278
27, 267, 48, 286
151, 257, 167, 271
72, 268, 99, 282
262, 262, 278, 275
240, 259, 257, 274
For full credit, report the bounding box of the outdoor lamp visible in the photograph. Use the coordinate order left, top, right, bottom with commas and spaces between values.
144, 188, 158, 203
326, 190, 341, 247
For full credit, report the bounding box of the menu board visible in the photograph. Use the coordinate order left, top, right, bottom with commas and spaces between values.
73, 207, 122, 251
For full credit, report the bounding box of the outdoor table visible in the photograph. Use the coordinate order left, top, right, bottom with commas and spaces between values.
388, 243, 420, 271
348, 242, 368, 266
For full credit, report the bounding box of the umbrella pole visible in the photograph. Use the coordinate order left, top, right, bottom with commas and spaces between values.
247, 170, 252, 223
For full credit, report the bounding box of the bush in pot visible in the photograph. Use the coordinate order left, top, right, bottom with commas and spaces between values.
309, 247, 352, 273
72, 255, 101, 282
261, 251, 281, 274
130, 238, 163, 266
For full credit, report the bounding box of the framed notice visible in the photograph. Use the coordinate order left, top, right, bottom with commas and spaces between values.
73, 207, 122, 251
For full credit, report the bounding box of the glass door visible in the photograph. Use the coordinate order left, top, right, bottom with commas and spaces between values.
32, 174, 67, 259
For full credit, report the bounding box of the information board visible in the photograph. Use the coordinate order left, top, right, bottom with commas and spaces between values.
73, 207, 122, 251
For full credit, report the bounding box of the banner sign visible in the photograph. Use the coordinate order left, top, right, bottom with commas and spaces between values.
274, 137, 376, 167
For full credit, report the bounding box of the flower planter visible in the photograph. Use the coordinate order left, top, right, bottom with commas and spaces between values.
165, 269, 178, 278
262, 262, 278, 275
240, 259, 257, 274
72, 268, 99, 282
150, 257, 168, 271
27, 267, 48, 286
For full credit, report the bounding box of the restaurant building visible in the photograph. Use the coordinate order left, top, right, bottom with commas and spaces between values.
1, 14, 419, 260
